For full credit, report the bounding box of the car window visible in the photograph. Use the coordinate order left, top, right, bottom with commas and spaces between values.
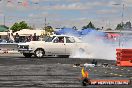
53, 37, 59, 43
66, 37, 75, 43
53, 37, 64, 43
45, 36, 55, 42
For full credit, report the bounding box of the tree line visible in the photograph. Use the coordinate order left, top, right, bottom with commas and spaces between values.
7, 20, 132, 33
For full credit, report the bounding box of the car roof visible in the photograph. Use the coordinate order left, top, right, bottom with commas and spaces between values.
51, 34, 74, 38
51, 35, 82, 42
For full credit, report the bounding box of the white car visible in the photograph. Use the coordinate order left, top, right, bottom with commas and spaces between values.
18, 35, 90, 58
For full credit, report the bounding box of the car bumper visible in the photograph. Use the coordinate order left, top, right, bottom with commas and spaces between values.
18, 49, 33, 53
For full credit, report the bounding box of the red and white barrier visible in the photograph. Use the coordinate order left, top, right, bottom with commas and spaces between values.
0, 49, 19, 54
0, 43, 19, 54
116, 48, 132, 66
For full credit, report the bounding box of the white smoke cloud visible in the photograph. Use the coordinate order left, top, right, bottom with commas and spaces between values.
70, 31, 132, 60
69, 32, 120, 60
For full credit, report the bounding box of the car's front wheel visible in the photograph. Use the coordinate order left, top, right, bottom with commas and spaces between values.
23, 53, 32, 58
34, 48, 45, 58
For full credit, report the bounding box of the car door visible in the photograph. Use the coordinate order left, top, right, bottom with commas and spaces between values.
47, 36, 66, 55
65, 37, 76, 55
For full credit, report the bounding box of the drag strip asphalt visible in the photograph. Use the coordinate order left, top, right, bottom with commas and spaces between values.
0, 54, 131, 88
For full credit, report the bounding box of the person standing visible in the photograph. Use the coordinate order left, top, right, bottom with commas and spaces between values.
32, 33, 38, 41
28, 35, 33, 42
14, 33, 20, 43
81, 67, 91, 86
9, 33, 15, 43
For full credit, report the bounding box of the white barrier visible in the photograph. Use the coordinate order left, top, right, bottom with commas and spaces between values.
0, 50, 19, 54
0, 43, 19, 54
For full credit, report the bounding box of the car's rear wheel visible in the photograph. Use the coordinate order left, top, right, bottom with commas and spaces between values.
23, 53, 32, 58
34, 48, 45, 58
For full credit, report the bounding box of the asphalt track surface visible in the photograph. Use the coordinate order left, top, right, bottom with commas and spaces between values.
0, 54, 132, 88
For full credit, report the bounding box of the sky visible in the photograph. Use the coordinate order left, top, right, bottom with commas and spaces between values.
0, 0, 132, 30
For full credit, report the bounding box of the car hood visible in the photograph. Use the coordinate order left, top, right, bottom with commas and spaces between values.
18, 41, 45, 46
18, 42, 30, 46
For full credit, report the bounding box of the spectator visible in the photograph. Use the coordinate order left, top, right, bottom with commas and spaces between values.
5, 36, 9, 43
21, 36, 25, 42
29, 35, 33, 41
9, 33, 14, 43
14, 33, 20, 43
24, 36, 28, 42
32, 33, 38, 41
26, 35, 33, 42
92, 59, 97, 66
6, 33, 10, 43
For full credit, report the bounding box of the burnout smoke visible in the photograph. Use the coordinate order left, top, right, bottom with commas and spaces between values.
81, 34, 117, 60
66, 31, 132, 60
70, 32, 119, 60
70, 48, 93, 58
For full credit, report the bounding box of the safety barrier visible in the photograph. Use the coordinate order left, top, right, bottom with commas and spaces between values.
0, 43, 19, 54
116, 48, 132, 66
0, 50, 19, 54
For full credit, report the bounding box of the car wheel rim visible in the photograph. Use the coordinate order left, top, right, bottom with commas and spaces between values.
36, 50, 43, 57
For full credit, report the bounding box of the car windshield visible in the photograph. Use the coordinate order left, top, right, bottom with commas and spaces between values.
45, 36, 55, 42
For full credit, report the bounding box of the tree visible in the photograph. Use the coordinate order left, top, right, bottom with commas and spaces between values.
124, 21, 131, 30
44, 26, 54, 33
82, 21, 95, 30
72, 26, 78, 30
115, 21, 132, 30
82, 26, 87, 30
87, 21, 95, 29
10, 21, 31, 32
10, 22, 19, 32
115, 23, 123, 30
